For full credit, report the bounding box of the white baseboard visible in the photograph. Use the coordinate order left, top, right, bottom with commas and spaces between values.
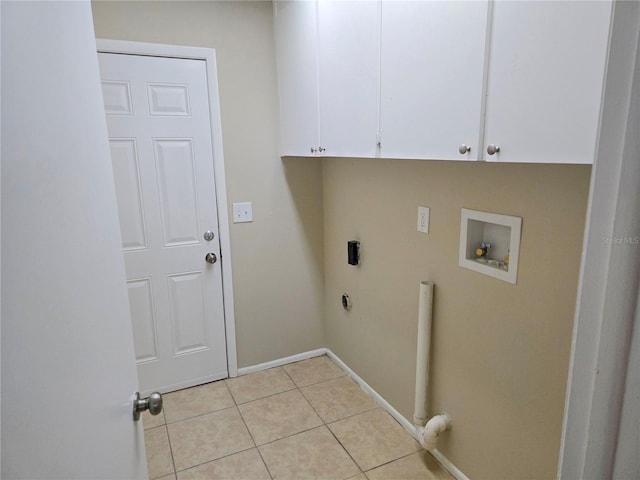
430, 449, 471, 480
236, 348, 327, 376
238, 348, 468, 480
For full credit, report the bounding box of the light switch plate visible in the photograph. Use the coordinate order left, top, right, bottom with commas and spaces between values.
417, 206, 430, 233
233, 202, 253, 223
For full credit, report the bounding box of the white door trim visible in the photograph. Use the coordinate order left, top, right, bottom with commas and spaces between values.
558, 2, 640, 478
96, 39, 238, 378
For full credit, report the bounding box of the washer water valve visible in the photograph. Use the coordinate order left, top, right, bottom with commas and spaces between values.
475, 241, 491, 258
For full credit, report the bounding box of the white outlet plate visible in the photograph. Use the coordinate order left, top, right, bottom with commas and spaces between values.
417, 206, 430, 233
233, 202, 253, 223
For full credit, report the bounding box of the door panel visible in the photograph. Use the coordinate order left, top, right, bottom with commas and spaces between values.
99, 53, 228, 394
128, 278, 159, 362
154, 138, 201, 246
110, 139, 148, 249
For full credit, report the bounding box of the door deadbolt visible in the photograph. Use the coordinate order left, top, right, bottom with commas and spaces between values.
205, 252, 217, 264
133, 391, 162, 421
203, 231, 215, 241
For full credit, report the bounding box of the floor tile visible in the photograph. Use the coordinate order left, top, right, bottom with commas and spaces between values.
168, 407, 254, 471
226, 367, 296, 404
283, 355, 346, 387
177, 448, 270, 480
329, 408, 421, 471
301, 376, 378, 423
163, 381, 235, 424
347, 475, 367, 480
156, 475, 176, 480
365, 451, 454, 480
144, 426, 174, 479
143, 409, 166, 430
259, 426, 361, 480
239, 389, 323, 445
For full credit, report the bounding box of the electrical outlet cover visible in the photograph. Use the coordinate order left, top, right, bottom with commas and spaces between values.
233, 202, 253, 223
417, 206, 430, 233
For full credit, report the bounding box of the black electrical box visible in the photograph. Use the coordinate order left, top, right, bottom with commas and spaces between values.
347, 240, 360, 266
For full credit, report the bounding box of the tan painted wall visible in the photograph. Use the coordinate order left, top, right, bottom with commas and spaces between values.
92, 1, 325, 367
323, 158, 591, 480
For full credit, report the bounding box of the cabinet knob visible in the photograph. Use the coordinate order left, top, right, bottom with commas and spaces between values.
319, 146, 326, 153
487, 144, 501, 155
310, 147, 318, 154
458, 144, 471, 154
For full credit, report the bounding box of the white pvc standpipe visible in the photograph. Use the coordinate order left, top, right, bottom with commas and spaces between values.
414, 281, 434, 425
414, 281, 451, 451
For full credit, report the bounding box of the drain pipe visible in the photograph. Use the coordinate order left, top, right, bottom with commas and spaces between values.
414, 281, 451, 451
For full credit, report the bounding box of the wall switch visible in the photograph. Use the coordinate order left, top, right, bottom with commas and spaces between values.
233, 202, 253, 223
417, 206, 430, 233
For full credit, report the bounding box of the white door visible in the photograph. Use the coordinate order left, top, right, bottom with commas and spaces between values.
2, 1, 145, 478
98, 53, 228, 395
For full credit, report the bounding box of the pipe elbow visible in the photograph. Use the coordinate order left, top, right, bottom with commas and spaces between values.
417, 414, 451, 451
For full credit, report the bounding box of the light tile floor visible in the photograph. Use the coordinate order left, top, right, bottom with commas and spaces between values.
143, 355, 453, 480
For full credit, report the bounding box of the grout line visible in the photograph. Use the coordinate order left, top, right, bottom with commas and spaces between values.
254, 423, 325, 448
280, 363, 297, 384
232, 384, 299, 406
325, 405, 382, 426
255, 447, 275, 480
325, 422, 366, 475
162, 424, 178, 480
236, 403, 259, 447
361, 448, 427, 475
172, 445, 257, 475
164, 403, 238, 426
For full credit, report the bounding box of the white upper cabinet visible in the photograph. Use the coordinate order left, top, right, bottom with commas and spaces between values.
380, 1, 489, 161
318, 0, 380, 157
483, 1, 612, 163
273, 0, 612, 164
273, 0, 320, 157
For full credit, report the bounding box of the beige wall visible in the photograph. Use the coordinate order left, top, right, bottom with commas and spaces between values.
323, 158, 591, 479
92, 1, 325, 367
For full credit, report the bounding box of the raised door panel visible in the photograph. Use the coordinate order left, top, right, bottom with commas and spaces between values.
153, 139, 201, 247
167, 272, 209, 356
318, 0, 380, 158
484, 1, 612, 163
109, 139, 148, 250
274, 0, 320, 156
127, 278, 159, 363
380, 1, 488, 160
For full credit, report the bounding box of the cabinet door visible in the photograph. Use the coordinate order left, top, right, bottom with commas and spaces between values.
484, 1, 612, 164
274, 0, 320, 156
318, 0, 380, 157
380, 1, 488, 161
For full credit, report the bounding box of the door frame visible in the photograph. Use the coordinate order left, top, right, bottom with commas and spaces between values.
558, 1, 640, 477
97, 39, 238, 378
